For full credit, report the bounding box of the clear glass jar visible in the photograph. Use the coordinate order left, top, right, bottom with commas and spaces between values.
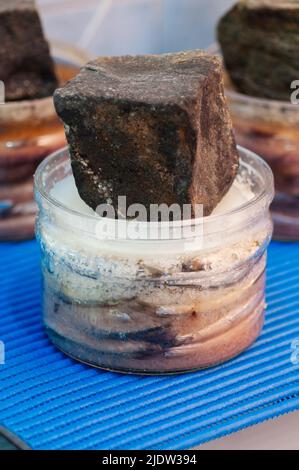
222, 75, 299, 241
0, 41, 90, 241
35, 146, 274, 375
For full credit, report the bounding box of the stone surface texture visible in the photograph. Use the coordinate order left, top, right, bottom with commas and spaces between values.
54, 50, 238, 218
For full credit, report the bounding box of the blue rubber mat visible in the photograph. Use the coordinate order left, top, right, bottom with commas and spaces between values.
0, 240, 299, 450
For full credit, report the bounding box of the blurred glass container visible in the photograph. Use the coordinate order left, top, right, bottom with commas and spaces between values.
0, 41, 89, 241
225, 83, 299, 241
209, 44, 299, 240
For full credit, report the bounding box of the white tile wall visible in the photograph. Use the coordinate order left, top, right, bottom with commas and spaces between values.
36, 0, 234, 56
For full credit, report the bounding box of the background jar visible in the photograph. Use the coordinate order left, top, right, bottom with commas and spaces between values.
225, 78, 299, 241
35, 146, 274, 375
0, 41, 89, 241
208, 44, 299, 241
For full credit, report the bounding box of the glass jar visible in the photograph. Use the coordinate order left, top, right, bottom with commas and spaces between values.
208, 44, 299, 241
35, 146, 274, 374
225, 75, 299, 241
0, 41, 90, 241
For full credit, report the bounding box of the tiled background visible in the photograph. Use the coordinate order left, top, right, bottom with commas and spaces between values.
37, 0, 234, 56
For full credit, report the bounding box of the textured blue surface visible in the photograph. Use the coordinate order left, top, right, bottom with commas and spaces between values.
0, 240, 299, 450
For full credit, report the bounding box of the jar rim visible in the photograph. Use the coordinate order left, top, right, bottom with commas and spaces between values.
225, 82, 298, 111
34, 145, 274, 232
